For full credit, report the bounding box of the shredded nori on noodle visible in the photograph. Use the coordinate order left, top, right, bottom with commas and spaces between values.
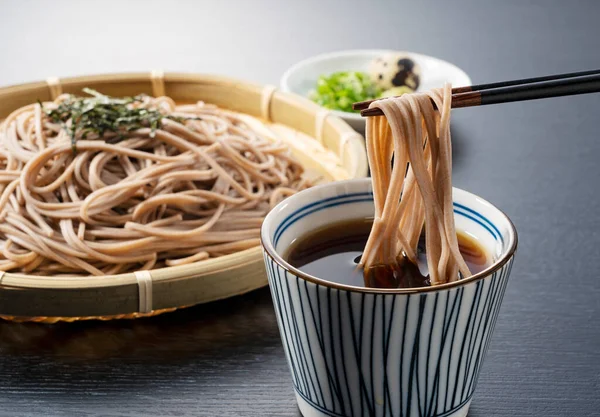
40, 88, 200, 152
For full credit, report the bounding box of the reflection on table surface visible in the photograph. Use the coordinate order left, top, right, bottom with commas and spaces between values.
0, 288, 280, 361
0, 288, 304, 416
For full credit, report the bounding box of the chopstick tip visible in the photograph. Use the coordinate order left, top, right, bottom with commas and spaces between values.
360, 108, 383, 117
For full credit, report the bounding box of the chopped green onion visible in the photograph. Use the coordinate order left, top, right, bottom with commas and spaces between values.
309, 71, 381, 113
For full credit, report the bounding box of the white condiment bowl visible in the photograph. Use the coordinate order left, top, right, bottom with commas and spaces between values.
280, 49, 472, 132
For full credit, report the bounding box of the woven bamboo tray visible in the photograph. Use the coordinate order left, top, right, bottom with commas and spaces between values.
0, 72, 368, 323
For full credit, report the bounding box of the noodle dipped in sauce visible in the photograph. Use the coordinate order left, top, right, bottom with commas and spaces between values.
360, 84, 470, 286
287, 84, 484, 289
285, 218, 489, 289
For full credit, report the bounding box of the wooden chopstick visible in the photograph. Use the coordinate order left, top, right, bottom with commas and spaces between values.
452, 69, 600, 94
354, 69, 600, 110
355, 71, 600, 117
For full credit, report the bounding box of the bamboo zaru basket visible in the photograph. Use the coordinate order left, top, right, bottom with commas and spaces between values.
0, 72, 368, 323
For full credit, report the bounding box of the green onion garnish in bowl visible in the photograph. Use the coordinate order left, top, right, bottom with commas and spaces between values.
309, 71, 382, 113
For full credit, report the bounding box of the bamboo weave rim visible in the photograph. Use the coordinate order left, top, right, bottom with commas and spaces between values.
0, 72, 367, 322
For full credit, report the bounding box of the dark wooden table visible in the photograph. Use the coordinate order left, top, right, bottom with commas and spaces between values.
1, 1, 599, 415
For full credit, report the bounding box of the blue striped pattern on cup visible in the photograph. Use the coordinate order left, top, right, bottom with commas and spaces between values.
261, 179, 517, 417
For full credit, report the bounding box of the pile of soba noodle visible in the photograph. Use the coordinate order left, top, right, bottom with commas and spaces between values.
360, 84, 471, 285
0, 90, 308, 275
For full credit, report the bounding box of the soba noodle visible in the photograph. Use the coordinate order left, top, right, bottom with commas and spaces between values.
0, 92, 308, 275
360, 84, 471, 285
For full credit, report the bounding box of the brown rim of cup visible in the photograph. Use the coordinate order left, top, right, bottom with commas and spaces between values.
260, 205, 518, 295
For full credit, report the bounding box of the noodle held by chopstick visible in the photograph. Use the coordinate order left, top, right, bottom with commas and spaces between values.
0, 91, 308, 275
360, 84, 471, 285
